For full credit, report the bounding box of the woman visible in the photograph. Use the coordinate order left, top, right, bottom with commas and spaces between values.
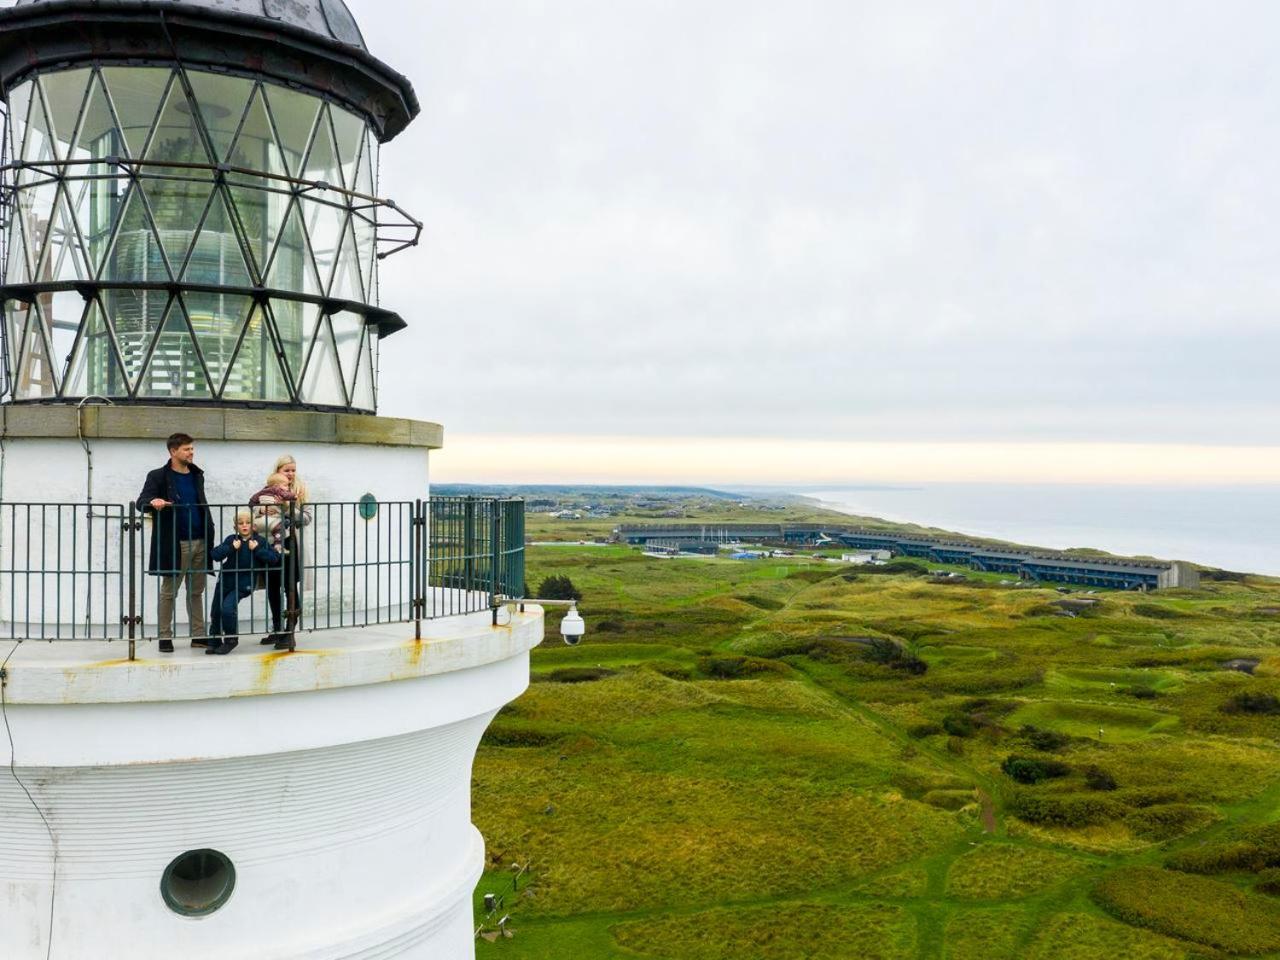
250, 454, 310, 650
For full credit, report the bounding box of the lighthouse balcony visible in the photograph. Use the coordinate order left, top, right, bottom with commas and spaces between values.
0, 495, 525, 651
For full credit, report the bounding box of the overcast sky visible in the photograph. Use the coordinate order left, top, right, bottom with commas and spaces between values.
363, 2, 1276, 480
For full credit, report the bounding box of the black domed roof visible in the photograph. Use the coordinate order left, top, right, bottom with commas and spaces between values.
14, 0, 368, 50
0, 0, 418, 140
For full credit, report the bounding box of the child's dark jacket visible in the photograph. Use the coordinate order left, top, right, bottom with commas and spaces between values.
210, 534, 280, 590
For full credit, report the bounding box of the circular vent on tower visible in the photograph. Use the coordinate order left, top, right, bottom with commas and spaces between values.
160, 848, 236, 917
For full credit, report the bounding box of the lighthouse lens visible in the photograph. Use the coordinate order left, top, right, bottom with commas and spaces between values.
161, 848, 236, 916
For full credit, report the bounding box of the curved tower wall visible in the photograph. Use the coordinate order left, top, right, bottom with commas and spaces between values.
0, 612, 543, 960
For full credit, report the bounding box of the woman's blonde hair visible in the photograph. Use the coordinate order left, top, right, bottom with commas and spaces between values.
270, 454, 308, 504
234, 508, 253, 523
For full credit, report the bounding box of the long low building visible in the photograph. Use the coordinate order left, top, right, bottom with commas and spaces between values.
612, 523, 1199, 590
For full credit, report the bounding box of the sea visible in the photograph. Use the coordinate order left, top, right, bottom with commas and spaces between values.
804, 484, 1280, 577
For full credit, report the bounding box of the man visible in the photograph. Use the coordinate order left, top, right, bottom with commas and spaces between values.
136, 433, 216, 652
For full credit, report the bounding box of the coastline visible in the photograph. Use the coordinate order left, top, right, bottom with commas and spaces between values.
804, 482, 1280, 577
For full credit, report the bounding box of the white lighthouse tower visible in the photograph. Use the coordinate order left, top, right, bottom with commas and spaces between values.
0, 2, 542, 957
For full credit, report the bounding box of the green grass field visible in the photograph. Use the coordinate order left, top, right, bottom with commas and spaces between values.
473, 521, 1280, 958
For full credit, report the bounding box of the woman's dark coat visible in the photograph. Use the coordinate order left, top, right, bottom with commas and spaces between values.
135, 461, 216, 574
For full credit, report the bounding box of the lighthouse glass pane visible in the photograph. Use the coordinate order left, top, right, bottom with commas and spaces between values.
272, 297, 310, 384
39, 70, 91, 163
144, 297, 212, 399
6, 65, 381, 409
7, 81, 32, 171
104, 287, 164, 387
223, 305, 290, 402
101, 67, 170, 157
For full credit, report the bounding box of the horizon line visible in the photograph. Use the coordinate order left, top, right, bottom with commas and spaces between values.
428, 434, 1280, 486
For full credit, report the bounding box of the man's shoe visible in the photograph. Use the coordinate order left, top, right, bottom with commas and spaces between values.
260, 635, 278, 645
205, 642, 222, 655
273, 635, 295, 652
191, 638, 208, 648
214, 638, 239, 655
158, 639, 174, 653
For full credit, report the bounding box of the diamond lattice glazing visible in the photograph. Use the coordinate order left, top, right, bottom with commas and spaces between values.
2, 65, 387, 410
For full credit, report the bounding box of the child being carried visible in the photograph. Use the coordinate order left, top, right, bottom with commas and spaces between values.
250, 472, 298, 551
207, 509, 280, 655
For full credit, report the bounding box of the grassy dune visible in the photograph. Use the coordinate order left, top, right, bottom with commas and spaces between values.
473, 537, 1280, 958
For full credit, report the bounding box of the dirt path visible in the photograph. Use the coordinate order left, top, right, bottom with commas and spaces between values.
976, 789, 997, 833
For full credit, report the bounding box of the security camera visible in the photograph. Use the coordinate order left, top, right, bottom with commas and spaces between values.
560, 603, 585, 646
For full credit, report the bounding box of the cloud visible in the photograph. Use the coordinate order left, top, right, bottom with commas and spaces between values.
355, 0, 1280, 460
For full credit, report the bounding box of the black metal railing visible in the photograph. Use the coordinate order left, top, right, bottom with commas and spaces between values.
0, 496, 525, 654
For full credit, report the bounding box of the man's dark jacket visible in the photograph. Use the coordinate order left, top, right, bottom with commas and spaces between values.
136, 461, 216, 574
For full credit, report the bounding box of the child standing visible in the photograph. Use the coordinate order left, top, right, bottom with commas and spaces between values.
250, 471, 303, 650
207, 510, 280, 655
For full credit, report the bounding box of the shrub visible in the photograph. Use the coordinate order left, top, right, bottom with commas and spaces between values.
1026, 603, 1064, 618
1113, 787, 1187, 809
594, 619, 623, 633
1169, 842, 1270, 875
922, 789, 974, 811
860, 637, 928, 675
536, 666, 616, 684
1008, 792, 1125, 827
1128, 686, 1158, 700
1084, 766, 1117, 791
1257, 868, 1280, 896
1166, 824, 1280, 875
1001, 755, 1071, 784
924, 670, 1043, 694
857, 560, 928, 576
960, 698, 1017, 715
1132, 603, 1186, 620
1092, 866, 1280, 954
785, 568, 835, 583
738, 594, 784, 611
695, 655, 785, 679
864, 637, 905, 664
647, 661, 693, 681
1202, 568, 1248, 582
1221, 692, 1280, 715
481, 726, 563, 748
1019, 724, 1071, 752
942, 714, 976, 738
908, 722, 944, 739
536, 575, 582, 601
893, 655, 928, 675
1125, 803, 1213, 841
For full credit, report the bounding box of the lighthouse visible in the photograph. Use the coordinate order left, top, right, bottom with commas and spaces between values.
0, 2, 541, 957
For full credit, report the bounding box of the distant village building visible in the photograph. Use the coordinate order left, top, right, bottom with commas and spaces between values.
614, 523, 1200, 591
842, 550, 891, 564
644, 540, 718, 556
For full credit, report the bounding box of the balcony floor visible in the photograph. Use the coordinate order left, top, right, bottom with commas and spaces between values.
0, 604, 544, 705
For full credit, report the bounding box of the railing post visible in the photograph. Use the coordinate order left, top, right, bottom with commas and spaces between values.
490, 500, 500, 625
463, 495, 475, 595
413, 498, 424, 639
512, 499, 525, 600
126, 502, 138, 660
286, 501, 300, 647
